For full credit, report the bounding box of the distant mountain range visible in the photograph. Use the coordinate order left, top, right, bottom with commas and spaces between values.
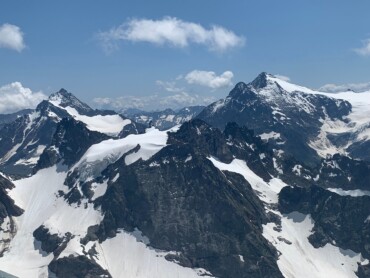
0, 74, 369, 278
122, 106, 205, 130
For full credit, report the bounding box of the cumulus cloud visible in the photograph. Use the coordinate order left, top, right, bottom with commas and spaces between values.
0, 23, 25, 52
319, 81, 370, 93
274, 74, 291, 82
184, 70, 234, 89
97, 17, 245, 53
93, 92, 215, 112
354, 39, 370, 56
0, 82, 47, 113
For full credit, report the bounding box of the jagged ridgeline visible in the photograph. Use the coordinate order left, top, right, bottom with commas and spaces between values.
0, 73, 369, 278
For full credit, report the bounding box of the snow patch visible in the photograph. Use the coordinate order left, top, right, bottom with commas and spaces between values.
92, 230, 213, 278
73, 127, 168, 181
327, 188, 370, 197
259, 131, 281, 141
112, 173, 120, 182
185, 155, 192, 163
91, 180, 109, 201
292, 165, 302, 176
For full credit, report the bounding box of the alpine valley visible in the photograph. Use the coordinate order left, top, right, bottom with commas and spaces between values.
0, 73, 370, 278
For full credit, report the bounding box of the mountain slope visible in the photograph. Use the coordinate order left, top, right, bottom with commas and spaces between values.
1, 117, 368, 277
0, 89, 143, 176
0, 82, 370, 278
197, 73, 352, 166
0, 109, 33, 130
0, 119, 284, 277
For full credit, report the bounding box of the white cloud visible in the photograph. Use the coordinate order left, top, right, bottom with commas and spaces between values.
184, 70, 234, 89
93, 92, 215, 112
0, 23, 25, 52
155, 80, 183, 93
97, 17, 245, 53
319, 81, 370, 93
0, 82, 47, 113
274, 74, 291, 82
354, 39, 370, 56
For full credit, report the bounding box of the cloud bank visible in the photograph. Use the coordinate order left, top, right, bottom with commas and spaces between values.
0, 23, 25, 52
319, 81, 370, 93
0, 82, 47, 113
156, 80, 184, 93
93, 92, 215, 112
97, 17, 245, 53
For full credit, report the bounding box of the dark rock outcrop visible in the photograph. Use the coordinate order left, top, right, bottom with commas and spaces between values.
279, 185, 370, 259
49, 256, 111, 278
35, 118, 109, 172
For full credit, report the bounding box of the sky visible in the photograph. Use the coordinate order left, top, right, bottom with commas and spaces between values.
0, 0, 370, 113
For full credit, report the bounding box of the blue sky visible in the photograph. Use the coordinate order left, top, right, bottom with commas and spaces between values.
0, 0, 370, 112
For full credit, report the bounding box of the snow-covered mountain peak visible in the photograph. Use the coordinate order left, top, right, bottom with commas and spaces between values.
246, 72, 317, 96
265, 74, 317, 94
46, 89, 136, 137
249, 72, 272, 89
48, 88, 93, 115
228, 73, 282, 97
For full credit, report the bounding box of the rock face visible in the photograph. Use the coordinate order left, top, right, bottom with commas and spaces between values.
279, 185, 370, 259
316, 154, 370, 190
125, 106, 205, 130
81, 120, 282, 278
0, 173, 23, 256
197, 73, 352, 166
